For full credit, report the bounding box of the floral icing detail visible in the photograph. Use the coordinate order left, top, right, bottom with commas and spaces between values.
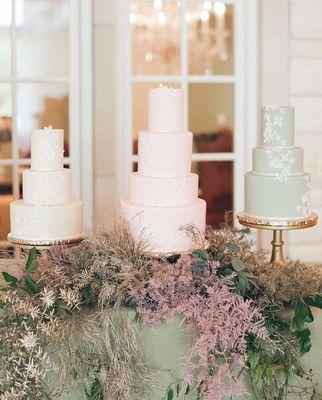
263, 106, 294, 182
263, 106, 286, 146
264, 147, 296, 182
296, 176, 312, 217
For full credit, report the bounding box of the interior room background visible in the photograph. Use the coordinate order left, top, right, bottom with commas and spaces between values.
0, 0, 321, 262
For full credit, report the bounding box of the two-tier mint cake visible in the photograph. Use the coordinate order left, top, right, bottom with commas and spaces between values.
245, 106, 311, 220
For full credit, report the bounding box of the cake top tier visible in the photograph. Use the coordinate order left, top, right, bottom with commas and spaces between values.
31, 126, 64, 170
261, 106, 294, 147
148, 84, 184, 133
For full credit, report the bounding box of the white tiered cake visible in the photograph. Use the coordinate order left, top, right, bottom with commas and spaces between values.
245, 106, 311, 220
120, 85, 206, 253
9, 127, 83, 242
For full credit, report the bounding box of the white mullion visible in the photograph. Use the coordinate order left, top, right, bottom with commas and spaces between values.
180, 0, 189, 131
132, 75, 235, 83
69, 0, 81, 198
118, 0, 132, 198
233, 0, 246, 217
11, 0, 19, 199
0, 77, 69, 84
0, 158, 71, 166
131, 152, 236, 162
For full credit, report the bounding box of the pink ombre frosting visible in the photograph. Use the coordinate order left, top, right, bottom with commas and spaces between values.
148, 85, 184, 133
120, 85, 206, 253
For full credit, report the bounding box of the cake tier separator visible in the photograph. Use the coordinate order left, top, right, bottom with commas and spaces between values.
236, 212, 318, 266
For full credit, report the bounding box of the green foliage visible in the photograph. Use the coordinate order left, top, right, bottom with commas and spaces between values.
25, 275, 40, 295
225, 242, 240, 253
25, 247, 38, 273
2, 272, 19, 289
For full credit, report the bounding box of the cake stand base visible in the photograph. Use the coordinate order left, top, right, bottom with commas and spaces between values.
236, 212, 318, 266
7, 234, 84, 250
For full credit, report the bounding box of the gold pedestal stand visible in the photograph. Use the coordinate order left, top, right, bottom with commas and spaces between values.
7, 234, 84, 250
236, 212, 318, 266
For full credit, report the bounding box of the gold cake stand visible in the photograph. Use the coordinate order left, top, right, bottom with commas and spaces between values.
7, 234, 84, 250
236, 212, 318, 266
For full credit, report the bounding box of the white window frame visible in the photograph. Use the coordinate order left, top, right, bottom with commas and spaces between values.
0, 0, 93, 231
117, 0, 258, 217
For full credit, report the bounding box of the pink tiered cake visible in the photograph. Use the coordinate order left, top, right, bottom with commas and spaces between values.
120, 85, 206, 253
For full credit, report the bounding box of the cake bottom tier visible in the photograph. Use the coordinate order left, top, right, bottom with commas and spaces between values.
10, 200, 83, 241
245, 172, 311, 220
120, 199, 206, 253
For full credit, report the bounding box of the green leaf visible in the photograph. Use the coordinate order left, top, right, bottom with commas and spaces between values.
2, 272, 19, 288
185, 385, 190, 395
247, 351, 260, 369
192, 262, 207, 273
237, 271, 251, 296
305, 294, 322, 309
296, 328, 312, 355
167, 388, 174, 400
176, 382, 180, 396
25, 247, 38, 273
194, 249, 209, 262
25, 276, 40, 294
231, 257, 246, 272
225, 242, 240, 253
214, 251, 225, 262
264, 366, 275, 378
292, 300, 314, 332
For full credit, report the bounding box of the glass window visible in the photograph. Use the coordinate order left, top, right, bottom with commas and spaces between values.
131, 1, 181, 75
16, 0, 69, 78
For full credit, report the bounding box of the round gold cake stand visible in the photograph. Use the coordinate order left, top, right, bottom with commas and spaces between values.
7, 234, 84, 250
236, 212, 318, 266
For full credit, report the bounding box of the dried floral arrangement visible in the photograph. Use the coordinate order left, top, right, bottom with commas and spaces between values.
1, 220, 322, 400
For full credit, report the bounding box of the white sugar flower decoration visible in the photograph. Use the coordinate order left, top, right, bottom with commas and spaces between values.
40, 287, 56, 309
20, 331, 38, 350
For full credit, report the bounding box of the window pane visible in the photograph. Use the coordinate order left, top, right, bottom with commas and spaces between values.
187, 2, 234, 75
16, 0, 69, 77
0, 166, 13, 241
189, 83, 234, 153
132, 82, 180, 154
193, 161, 233, 227
0, 0, 12, 77
131, 1, 180, 75
17, 83, 69, 158
0, 84, 12, 159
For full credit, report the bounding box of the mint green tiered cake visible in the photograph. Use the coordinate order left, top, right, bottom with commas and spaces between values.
245, 106, 311, 220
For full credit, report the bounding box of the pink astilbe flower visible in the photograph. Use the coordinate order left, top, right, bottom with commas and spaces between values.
136, 255, 195, 325
178, 283, 268, 399
136, 253, 269, 399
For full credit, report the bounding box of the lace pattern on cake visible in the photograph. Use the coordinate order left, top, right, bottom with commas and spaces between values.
139, 135, 164, 175
157, 84, 177, 122
31, 174, 68, 204
264, 147, 296, 183
263, 106, 295, 182
296, 176, 312, 217
13, 207, 50, 238
263, 106, 285, 146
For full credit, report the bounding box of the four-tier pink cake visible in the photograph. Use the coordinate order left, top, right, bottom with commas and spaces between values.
120, 85, 206, 253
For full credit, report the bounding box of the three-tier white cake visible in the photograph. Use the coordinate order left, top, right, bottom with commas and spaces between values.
120, 85, 206, 253
9, 127, 83, 242
245, 106, 311, 220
